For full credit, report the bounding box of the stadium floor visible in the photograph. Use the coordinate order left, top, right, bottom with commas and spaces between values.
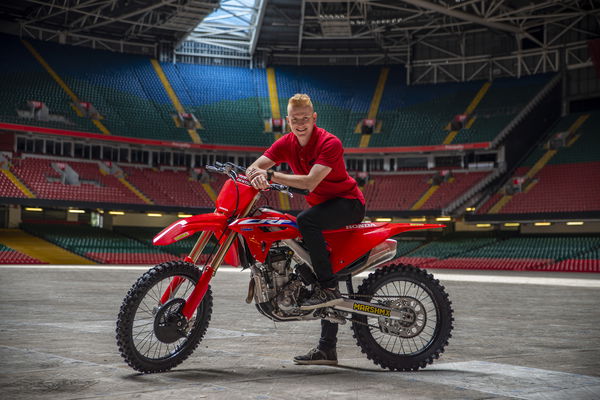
0, 266, 599, 400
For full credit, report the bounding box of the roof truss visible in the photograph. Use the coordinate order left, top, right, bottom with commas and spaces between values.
4, 0, 218, 53
178, 0, 268, 57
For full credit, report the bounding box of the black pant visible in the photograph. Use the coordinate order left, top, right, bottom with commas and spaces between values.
297, 197, 365, 351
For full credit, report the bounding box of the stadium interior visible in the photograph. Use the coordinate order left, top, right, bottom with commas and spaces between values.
0, 0, 598, 272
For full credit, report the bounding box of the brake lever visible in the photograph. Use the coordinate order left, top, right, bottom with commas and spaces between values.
223, 161, 247, 175
269, 184, 294, 198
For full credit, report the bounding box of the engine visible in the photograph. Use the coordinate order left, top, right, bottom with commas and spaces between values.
251, 245, 315, 321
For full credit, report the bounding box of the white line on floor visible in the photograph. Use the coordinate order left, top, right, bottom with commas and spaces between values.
421, 272, 600, 288
0, 265, 599, 288
0, 265, 152, 271
406, 360, 600, 400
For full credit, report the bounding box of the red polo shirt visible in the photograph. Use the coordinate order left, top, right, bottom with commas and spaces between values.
263, 125, 365, 207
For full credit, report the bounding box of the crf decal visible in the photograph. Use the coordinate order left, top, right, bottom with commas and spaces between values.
238, 219, 297, 227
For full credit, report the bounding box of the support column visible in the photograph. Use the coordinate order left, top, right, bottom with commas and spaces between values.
7, 205, 21, 229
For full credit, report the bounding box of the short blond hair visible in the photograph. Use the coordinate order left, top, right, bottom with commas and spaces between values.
288, 93, 313, 112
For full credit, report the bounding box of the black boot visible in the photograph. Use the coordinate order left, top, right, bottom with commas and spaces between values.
293, 347, 338, 365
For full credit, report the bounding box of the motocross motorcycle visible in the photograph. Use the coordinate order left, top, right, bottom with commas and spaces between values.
116, 162, 453, 373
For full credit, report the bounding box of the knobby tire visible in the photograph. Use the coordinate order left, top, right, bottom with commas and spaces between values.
116, 261, 213, 373
351, 264, 454, 371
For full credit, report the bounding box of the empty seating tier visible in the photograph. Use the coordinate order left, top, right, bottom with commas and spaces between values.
499, 162, 600, 213
11, 158, 144, 204
480, 111, 600, 214
0, 243, 46, 264
114, 226, 216, 259
455, 74, 552, 143
421, 171, 489, 210
394, 236, 600, 272
362, 173, 434, 210
549, 247, 600, 272
121, 166, 214, 207
0, 170, 28, 198
23, 223, 178, 265
0, 34, 552, 148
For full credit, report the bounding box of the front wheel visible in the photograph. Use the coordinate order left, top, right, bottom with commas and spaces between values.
116, 261, 213, 373
352, 264, 453, 371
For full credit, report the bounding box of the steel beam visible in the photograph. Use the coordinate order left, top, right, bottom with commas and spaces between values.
399, 0, 541, 45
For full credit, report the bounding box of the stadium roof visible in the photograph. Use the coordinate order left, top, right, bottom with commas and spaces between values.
256, 0, 599, 65
0, 0, 597, 67
184, 0, 267, 58
0, 0, 220, 55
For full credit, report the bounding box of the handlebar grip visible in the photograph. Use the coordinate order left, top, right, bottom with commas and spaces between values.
287, 186, 310, 196
269, 183, 309, 196
206, 166, 220, 173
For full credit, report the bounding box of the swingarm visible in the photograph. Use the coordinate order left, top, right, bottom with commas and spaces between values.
332, 298, 421, 324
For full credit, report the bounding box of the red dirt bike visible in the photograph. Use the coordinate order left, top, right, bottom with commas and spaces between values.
116, 162, 453, 373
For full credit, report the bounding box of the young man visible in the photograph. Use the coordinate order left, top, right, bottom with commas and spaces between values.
246, 93, 365, 365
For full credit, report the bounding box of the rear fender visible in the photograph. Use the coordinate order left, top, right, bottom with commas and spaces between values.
381, 223, 445, 237
326, 223, 445, 273
153, 213, 228, 246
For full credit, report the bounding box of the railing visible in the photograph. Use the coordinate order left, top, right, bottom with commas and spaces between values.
443, 167, 505, 215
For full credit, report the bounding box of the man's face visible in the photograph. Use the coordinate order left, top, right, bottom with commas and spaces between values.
286, 105, 317, 140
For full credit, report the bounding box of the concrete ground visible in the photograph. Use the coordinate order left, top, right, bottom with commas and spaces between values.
0, 265, 599, 400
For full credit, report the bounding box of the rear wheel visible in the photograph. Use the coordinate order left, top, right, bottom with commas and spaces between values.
116, 261, 212, 373
351, 264, 453, 371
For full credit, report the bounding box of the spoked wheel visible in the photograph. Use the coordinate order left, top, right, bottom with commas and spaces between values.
116, 261, 212, 373
352, 264, 453, 371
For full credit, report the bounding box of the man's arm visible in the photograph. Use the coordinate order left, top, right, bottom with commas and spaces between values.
270, 164, 331, 192
247, 160, 331, 192
247, 155, 275, 172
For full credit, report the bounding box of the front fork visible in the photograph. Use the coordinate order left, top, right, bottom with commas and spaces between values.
159, 229, 212, 305
161, 193, 260, 320
161, 230, 238, 320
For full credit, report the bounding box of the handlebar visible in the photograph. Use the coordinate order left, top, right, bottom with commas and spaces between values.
269, 183, 310, 196
215, 161, 246, 174
205, 163, 309, 197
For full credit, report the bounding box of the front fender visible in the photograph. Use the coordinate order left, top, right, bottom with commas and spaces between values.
153, 213, 228, 245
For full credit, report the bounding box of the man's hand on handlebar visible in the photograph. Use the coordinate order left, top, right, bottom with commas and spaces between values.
246, 166, 270, 190
206, 163, 309, 196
